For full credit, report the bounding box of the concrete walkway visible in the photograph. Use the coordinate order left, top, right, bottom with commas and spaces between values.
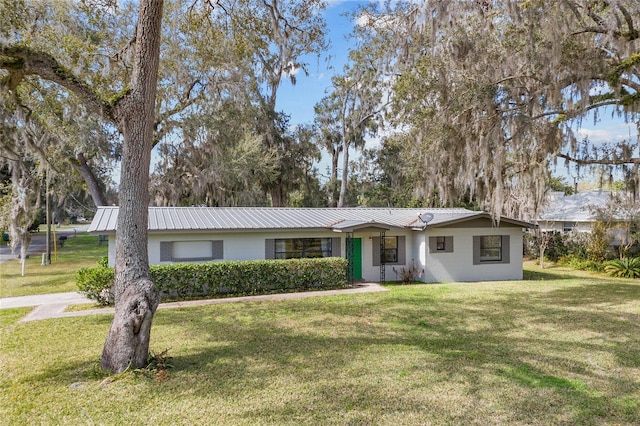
0, 283, 387, 323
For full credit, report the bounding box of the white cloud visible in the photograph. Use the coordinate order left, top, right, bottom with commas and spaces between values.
570, 107, 638, 144
577, 128, 618, 143
355, 8, 399, 29
577, 123, 637, 143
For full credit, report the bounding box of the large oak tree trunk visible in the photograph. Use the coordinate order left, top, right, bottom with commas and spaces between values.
100, 0, 163, 374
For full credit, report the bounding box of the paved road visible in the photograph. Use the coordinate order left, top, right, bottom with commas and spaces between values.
0, 226, 89, 264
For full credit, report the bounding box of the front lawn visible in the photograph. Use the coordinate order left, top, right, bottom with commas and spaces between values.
0, 234, 107, 298
1, 266, 639, 425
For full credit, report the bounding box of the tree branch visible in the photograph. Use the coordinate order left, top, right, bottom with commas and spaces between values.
153, 78, 202, 137
556, 152, 640, 166
616, 3, 639, 40
618, 76, 640, 94
0, 44, 113, 120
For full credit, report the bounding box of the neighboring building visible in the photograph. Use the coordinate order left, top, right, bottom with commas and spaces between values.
537, 190, 617, 233
89, 206, 535, 283
537, 190, 636, 247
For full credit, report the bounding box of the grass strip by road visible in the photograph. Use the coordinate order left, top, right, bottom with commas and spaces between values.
1, 264, 639, 425
0, 234, 107, 298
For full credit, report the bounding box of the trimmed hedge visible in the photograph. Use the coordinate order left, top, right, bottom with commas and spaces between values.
77, 257, 349, 306
76, 266, 116, 306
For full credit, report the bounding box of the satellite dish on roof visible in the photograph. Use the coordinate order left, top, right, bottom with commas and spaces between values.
418, 213, 434, 224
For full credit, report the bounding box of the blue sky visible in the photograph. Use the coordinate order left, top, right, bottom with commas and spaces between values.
148, 1, 373, 183
275, 0, 371, 126
148, 0, 636, 184
277, 0, 636, 149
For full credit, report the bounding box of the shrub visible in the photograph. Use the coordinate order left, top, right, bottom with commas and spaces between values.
528, 229, 611, 268
77, 257, 349, 305
604, 257, 640, 278
524, 231, 581, 262
559, 255, 605, 272
548, 232, 570, 261
563, 231, 590, 259
587, 221, 611, 262
76, 266, 115, 306
392, 259, 424, 284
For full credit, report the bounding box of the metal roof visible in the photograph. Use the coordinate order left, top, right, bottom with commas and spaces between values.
90, 207, 470, 233
538, 190, 617, 222
88, 206, 534, 233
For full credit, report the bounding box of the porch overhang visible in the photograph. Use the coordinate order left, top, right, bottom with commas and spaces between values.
331, 220, 392, 233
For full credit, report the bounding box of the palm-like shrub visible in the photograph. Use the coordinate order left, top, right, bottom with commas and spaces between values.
604, 257, 640, 278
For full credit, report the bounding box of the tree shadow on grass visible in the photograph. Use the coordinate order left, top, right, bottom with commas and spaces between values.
496, 360, 639, 424
523, 268, 579, 281
144, 287, 640, 424
12, 283, 640, 425
533, 280, 640, 307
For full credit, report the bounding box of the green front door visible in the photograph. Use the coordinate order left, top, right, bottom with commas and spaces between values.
352, 238, 362, 280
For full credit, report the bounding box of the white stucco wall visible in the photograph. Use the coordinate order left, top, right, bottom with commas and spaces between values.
422, 226, 524, 282
354, 230, 416, 283
413, 233, 427, 281
105, 229, 416, 282
148, 230, 344, 264
537, 220, 593, 233
103, 225, 525, 283
144, 229, 418, 283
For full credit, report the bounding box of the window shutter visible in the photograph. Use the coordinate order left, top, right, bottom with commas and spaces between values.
265, 239, 275, 259
398, 236, 406, 264
160, 242, 172, 262
372, 237, 380, 266
502, 235, 510, 263
472, 236, 481, 265
212, 240, 224, 259
428, 237, 437, 253
445, 236, 454, 253
331, 237, 341, 257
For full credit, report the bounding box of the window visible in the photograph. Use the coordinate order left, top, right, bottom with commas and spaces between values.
429, 236, 454, 253
160, 240, 223, 262
382, 236, 398, 263
372, 236, 406, 266
480, 235, 502, 261
265, 238, 340, 259
563, 222, 576, 232
274, 238, 333, 259
473, 235, 510, 265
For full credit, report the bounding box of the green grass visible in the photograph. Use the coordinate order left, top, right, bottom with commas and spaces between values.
1, 264, 639, 425
0, 234, 107, 297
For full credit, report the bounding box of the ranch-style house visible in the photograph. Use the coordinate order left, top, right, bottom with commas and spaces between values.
89, 206, 535, 283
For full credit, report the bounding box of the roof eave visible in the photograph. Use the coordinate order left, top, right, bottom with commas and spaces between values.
426, 212, 537, 229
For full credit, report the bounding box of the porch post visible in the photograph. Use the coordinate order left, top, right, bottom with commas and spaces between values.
346, 232, 355, 285
380, 231, 386, 283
